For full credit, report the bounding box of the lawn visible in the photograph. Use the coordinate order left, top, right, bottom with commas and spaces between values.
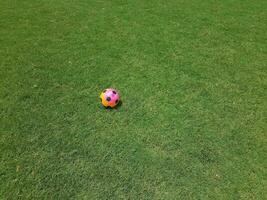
0, 0, 266, 199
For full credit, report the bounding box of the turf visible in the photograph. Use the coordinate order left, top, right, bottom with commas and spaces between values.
0, 0, 266, 199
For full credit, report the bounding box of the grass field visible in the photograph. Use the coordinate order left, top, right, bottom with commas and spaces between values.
0, 0, 266, 199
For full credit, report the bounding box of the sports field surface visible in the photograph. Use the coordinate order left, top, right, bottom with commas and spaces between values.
1, 0, 266, 199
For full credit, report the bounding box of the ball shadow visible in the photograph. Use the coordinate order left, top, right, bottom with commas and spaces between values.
114, 100, 122, 109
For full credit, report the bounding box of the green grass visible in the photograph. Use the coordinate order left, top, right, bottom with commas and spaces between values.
0, 0, 266, 199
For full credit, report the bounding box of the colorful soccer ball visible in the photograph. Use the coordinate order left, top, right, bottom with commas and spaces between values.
100, 88, 120, 108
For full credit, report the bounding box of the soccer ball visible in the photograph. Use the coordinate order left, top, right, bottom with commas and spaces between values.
100, 88, 120, 108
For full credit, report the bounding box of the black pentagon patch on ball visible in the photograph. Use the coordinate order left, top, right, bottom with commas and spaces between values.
115, 99, 118, 104
106, 97, 111, 102
112, 90, 116, 94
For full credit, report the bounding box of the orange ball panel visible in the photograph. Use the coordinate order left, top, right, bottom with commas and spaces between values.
100, 92, 109, 107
